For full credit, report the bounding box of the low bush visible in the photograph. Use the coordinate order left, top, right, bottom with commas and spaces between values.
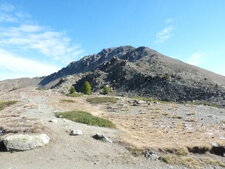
68, 86, 76, 94
102, 85, 111, 95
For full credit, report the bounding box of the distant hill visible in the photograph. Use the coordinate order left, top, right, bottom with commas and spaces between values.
39, 46, 225, 106
0, 77, 42, 91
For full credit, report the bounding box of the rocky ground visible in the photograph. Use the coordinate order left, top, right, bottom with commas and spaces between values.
0, 87, 224, 169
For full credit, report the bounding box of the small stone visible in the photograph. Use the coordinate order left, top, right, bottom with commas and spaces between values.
63, 118, 70, 122
210, 142, 218, 147
132, 100, 147, 106
0, 129, 6, 136
144, 149, 159, 160
137, 100, 146, 104
92, 133, 112, 143
70, 130, 83, 136
220, 136, 225, 140
48, 119, 58, 123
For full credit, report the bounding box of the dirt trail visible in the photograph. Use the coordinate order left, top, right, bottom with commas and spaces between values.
0, 88, 179, 169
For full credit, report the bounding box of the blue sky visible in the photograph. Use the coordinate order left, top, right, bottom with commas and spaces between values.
0, 0, 225, 80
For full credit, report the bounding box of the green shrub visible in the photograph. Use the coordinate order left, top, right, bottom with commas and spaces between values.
69, 86, 75, 94
82, 81, 92, 95
56, 111, 116, 128
87, 97, 117, 104
102, 85, 111, 95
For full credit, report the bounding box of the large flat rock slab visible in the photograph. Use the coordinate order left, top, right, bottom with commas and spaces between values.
3, 134, 50, 151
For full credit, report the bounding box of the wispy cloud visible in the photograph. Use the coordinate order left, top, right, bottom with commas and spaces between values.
154, 18, 175, 44
0, 49, 59, 80
155, 26, 174, 44
186, 52, 205, 66
0, 2, 83, 80
0, 24, 83, 63
0, 3, 28, 23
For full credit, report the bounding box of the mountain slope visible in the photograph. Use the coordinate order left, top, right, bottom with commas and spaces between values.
39, 46, 225, 105
39, 46, 135, 86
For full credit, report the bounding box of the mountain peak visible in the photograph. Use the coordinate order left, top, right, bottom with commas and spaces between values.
39, 46, 225, 107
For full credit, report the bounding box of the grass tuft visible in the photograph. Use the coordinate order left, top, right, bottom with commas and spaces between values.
60, 99, 75, 103
66, 93, 83, 97
87, 97, 117, 104
126, 146, 144, 156
56, 111, 116, 128
0, 101, 17, 111
161, 155, 201, 168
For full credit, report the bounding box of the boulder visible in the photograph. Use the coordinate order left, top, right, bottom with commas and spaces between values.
3, 134, 50, 151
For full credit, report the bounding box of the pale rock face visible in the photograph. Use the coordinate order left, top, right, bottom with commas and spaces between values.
3, 134, 50, 151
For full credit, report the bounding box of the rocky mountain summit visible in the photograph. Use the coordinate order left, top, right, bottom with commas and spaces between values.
39, 46, 225, 106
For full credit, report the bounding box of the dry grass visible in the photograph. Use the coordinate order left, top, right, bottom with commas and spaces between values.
161, 155, 202, 168
162, 147, 189, 156
200, 157, 225, 168
0, 100, 17, 110
125, 145, 144, 156
0, 117, 45, 134
102, 99, 225, 169
161, 155, 225, 168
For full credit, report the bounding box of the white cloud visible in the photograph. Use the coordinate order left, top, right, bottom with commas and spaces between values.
155, 26, 174, 44
0, 49, 59, 80
0, 2, 83, 68
0, 2, 83, 80
0, 24, 83, 63
186, 52, 205, 66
